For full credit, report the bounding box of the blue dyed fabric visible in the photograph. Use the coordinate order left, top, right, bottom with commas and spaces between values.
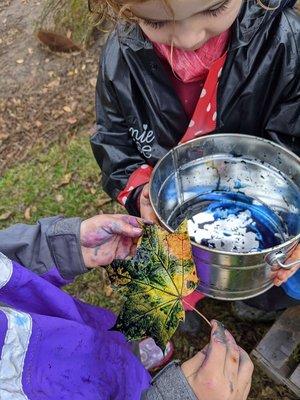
283, 271, 300, 300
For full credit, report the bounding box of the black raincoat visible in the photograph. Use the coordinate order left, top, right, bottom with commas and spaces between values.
91, 0, 300, 215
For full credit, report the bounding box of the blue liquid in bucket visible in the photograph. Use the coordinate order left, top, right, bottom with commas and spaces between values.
187, 192, 288, 253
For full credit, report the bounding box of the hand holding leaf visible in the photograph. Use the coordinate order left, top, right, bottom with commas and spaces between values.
107, 222, 200, 349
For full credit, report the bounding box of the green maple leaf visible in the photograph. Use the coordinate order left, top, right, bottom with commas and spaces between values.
107, 222, 199, 350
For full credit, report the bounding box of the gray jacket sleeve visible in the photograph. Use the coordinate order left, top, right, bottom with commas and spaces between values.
0, 216, 87, 279
143, 362, 197, 400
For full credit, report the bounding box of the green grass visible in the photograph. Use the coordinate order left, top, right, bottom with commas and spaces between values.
0, 131, 123, 310
0, 133, 122, 227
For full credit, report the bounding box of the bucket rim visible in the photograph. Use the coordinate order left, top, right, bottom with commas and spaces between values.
149, 133, 300, 257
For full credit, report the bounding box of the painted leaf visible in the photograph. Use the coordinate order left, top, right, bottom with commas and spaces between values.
107, 221, 198, 350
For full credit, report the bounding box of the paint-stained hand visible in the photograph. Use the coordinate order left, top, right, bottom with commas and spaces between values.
80, 214, 144, 267
181, 320, 253, 400
139, 183, 159, 224
273, 243, 300, 286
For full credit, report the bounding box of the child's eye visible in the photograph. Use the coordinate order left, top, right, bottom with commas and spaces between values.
203, 0, 231, 17
142, 19, 170, 30
141, 0, 231, 29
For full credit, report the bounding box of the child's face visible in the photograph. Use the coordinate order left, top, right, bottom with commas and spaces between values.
131, 0, 243, 50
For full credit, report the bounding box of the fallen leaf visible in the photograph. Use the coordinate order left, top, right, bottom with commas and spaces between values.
261, 387, 275, 398
96, 198, 112, 207
12, 98, 21, 105
24, 207, 31, 221
0, 212, 12, 221
67, 117, 77, 125
107, 221, 200, 349
47, 78, 60, 89
35, 120, 42, 128
63, 106, 72, 113
55, 194, 64, 203
104, 285, 113, 297
0, 133, 9, 140
89, 78, 97, 87
70, 101, 78, 110
54, 173, 72, 188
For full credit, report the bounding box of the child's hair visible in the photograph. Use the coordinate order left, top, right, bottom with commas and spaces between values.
257, 0, 281, 10
89, 0, 172, 23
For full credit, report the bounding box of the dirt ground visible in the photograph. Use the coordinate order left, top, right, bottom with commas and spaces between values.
0, 1, 299, 399
0, 0, 108, 175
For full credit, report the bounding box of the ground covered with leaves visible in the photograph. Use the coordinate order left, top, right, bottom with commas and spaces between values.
0, 1, 299, 399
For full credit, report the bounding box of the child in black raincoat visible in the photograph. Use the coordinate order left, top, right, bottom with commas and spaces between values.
90, 0, 300, 336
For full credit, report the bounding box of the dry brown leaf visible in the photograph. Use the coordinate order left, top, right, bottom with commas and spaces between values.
54, 173, 73, 189
55, 194, 64, 203
104, 285, 113, 297
47, 79, 60, 89
63, 106, 72, 113
89, 78, 97, 88
35, 120, 42, 128
12, 98, 21, 106
24, 207, 31, 221
0, 133, 9, 140
96, 198, 112, 207
0, 211, 12, 221
67, 117, 77, 125
70, 101, 78, 110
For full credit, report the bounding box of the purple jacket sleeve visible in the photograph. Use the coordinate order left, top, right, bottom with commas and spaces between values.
0, 216, 87, 279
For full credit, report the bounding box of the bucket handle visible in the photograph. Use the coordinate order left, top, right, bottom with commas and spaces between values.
266, 251, 300, 270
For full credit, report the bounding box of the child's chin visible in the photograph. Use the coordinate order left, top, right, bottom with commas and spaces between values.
174, 41, 209, 52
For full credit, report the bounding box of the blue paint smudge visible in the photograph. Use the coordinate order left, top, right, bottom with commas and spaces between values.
233, 179, 247, 190
187, 191, 288, 252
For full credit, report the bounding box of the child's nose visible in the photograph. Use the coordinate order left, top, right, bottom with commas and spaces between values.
172, 23, 207, 51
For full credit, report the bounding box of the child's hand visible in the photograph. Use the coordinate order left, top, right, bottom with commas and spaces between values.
140, 183, 159, 224
273, 244, 300, 286
80, 214, 143, 267
181, 320, 253, 400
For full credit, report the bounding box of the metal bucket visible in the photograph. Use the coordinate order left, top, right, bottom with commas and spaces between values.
149, 134, 300, 300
